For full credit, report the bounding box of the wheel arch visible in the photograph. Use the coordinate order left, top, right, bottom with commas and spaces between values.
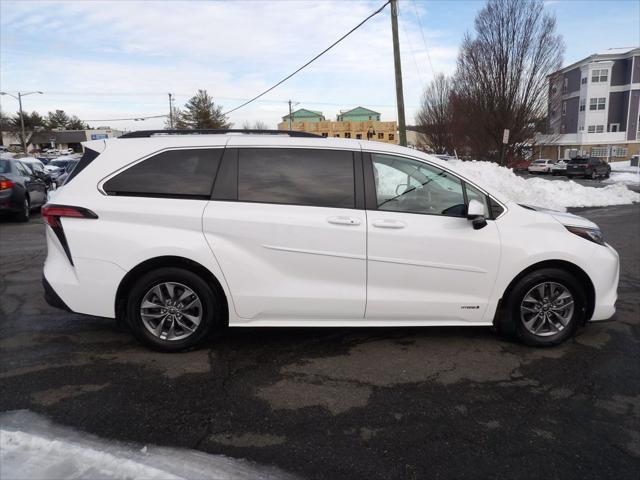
115, 256, 229, 327
494, 259, 595, 331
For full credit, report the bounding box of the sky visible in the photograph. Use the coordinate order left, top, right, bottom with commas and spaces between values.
1, 0, 638, 132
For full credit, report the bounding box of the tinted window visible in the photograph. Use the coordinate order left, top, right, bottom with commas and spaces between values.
0, 160, 11, 174
372, 154, 466, 216
104, 149, 222, 198
65, 148, 100, 184
570, 158, 588, 164
238, 148, 355, 208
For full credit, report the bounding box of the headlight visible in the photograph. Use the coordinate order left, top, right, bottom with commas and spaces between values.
565, 225, 605, 245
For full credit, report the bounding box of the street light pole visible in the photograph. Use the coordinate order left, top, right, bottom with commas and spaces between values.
168, 93, 174, 129
0, 91, 43, 154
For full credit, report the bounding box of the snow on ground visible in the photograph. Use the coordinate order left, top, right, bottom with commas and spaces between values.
448, 159, 639, 211
607, 160, 640, 185
1, 410, 297, 480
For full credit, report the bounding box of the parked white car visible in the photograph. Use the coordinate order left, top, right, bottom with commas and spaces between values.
528, 159, 557, 174
551, 160, 568, 176
42, 131, 619, 351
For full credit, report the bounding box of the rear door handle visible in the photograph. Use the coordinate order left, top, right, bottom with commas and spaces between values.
372, 219, 406, 229
327, 216, 362, 226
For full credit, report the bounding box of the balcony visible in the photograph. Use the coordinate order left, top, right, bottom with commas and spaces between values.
536, 131, 627, 145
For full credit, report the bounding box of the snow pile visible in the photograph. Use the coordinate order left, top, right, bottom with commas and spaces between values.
448, 159, 639, 211
607, 160, 640, 185
1, 410, 297, 480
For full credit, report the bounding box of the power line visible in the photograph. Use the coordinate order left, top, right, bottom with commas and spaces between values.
81, 114, 167, 122
222, 0, 391, 116
398, 0, 425, 88
411, 0, 435, 77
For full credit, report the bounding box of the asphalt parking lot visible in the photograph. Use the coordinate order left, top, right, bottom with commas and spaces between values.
1, 203, 639, 480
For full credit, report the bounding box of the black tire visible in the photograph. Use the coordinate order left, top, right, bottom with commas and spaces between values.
604, 170, 610, 179
502, 268, 587, 347
126, 267, 223, 352
16, 197, 30, 222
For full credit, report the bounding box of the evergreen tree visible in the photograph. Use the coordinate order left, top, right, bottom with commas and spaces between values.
67, 115, 89, 130
47, 110, 71, 129
181, 90, 231, 129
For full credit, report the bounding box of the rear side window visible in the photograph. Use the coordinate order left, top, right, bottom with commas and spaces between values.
237, 148, 355, 208
0, 160, 10, 174
65, 148, 100, 184
104, 149, 222, 199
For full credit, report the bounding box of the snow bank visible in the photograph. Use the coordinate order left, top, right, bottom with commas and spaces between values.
607, 160, 640, 185
1, 410, 297, 480
448, 159, 639, 211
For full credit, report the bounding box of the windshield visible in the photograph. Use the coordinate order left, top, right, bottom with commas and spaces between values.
0, 159, 10, 174
49, 160, 70, 168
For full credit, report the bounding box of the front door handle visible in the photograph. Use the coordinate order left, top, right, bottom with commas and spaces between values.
327, 216, 362, 226
372, 219, 406, 229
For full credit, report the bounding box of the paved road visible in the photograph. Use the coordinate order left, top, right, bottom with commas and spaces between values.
515, 170, 640, 193
1, 205, 639, 480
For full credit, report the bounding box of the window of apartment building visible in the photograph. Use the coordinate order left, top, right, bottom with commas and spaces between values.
612, 146, 628, 157
378, 132, 384, 139
344, 132, 351, 138
356, 133, 362, 139
591, 69, 608, 83
562, 78, 568, 93
388, 134, 395, 141
579, 126, 585, 131
562, 101, 567, 116
587, 125, 604, 133
334, 134, 340, 137
589, 97, 606, 110
608, 124, 620, 133
579, 98, 586, 111
596, 125, 604, 133
321, 132, 328, 137
591, 147, 607, 157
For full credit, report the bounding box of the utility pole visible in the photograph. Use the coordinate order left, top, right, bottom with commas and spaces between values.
288, 100, 293, 131
168, 93, 174, 129
0, 90, 43, 154
390, 0, 407, 147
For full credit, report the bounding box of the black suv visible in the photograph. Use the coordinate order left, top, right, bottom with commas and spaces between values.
566, 157, 611, 180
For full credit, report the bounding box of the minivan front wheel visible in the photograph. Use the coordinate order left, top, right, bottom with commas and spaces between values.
505, 268, 586, 346
126, 267, 221, 352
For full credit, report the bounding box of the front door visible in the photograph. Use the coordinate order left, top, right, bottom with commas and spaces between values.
365, 153, 501, 323
202, 147, 366, 322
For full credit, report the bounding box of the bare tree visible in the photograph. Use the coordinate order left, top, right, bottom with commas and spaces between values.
242, 120, 271, 130
453, 0, 564, 163
415, 73, 455, 154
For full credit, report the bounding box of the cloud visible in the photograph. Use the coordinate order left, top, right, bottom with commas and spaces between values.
1, 0, 463, 129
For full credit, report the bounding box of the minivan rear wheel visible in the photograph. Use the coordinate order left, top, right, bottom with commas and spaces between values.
504, 268, 586, 347
126, 267, 222, 352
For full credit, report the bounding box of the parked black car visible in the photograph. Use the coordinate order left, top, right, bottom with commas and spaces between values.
21, 159, 55, 189
566, 157, 611, 179
0, 159, 48, 221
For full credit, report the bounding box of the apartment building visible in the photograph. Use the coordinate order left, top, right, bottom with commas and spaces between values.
535, 47, 639, 161
278, 107, 398, 144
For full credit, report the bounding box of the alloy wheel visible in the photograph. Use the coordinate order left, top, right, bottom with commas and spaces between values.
140, 282, 202, 341
520, 282, 574, 337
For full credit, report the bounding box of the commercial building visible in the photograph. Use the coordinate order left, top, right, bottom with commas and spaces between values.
535, 47, 640, 161
1, 128, 122, 153
278, 106, 398, 144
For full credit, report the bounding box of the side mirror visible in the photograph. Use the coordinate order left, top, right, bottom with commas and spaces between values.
466, 199, 487, 230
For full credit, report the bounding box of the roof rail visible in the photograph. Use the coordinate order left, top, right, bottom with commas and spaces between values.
119, 129, 322, 139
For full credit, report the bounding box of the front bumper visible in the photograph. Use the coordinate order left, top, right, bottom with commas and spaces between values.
588, 243, 620, 321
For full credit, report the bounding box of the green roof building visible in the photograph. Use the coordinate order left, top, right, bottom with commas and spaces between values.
337, 106, 381, 122
281, 109, 325, 123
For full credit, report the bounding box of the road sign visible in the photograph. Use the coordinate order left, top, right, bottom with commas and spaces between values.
502, 129, 510, 144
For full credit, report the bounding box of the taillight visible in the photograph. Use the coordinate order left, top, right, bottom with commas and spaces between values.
42, 204, 98, 265
42, 204, 98, 227
0, 179, 15, 190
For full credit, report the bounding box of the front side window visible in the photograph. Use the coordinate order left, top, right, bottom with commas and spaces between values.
103, 149, 222, 198
237, 148, 355, 208
372, 154, 466, 216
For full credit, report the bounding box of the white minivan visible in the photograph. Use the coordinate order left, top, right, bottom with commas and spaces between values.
42, 130, 619, 351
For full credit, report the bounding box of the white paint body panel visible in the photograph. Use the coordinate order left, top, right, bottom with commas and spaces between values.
43, 134, 619, 329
